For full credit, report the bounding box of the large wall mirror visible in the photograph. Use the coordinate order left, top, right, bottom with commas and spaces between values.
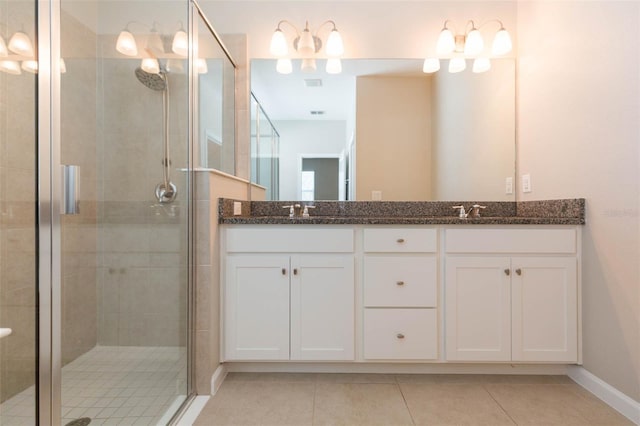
251, 58, 515, 201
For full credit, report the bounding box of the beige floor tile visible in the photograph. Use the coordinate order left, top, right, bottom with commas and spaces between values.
193, 381, 315, 426
313, 383, 413, 425
224, 372, 317, 382
400, 383, 515, 426
485, 384, 634, 426
316, 373, 397, 384
395, 374, 571, 385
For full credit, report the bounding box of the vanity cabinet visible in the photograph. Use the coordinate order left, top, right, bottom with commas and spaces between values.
363, 228, 438, 360
223, 227, 355, 361
444, 228, 578, 363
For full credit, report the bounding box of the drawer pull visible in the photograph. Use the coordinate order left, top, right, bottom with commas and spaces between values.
396, 238, 405, 243
282, 268, 286, 275
396, 333, 405, 339
504, 269, 510, 276
396, 281, 405, 286
515, 268, 522, 276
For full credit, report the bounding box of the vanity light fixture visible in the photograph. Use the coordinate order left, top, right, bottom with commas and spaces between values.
116, 27, 138, 56
172, 24, 188, 57
0, 35, 7, 57
269, 19, 344, 74
8, 30, 34, 57
116, 21, 190, 59
0, 60, 21, 75
424, 19, 512, 75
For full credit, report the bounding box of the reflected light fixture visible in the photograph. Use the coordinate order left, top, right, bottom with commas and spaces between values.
172, 24, 188, 57
141, 56, 160, 74
269, 19, 344, 74
60, 58, 67, 74
0, 60, 21, 75
116, 28, 138, 56
424, 19, 512, 74
21, 59, 38, 73
0, 35, 7, 57
8, 31, 34, 57
196, 58, 208, 74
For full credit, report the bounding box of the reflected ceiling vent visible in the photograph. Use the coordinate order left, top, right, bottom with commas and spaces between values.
304, 78, 323, 87
310, 110, 325, 115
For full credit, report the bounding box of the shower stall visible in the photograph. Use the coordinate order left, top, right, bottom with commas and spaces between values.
0, 0, 233, 424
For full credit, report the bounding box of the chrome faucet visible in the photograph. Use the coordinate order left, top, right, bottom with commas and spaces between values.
452, 204, 487, 219
282, 203, 315, 218
452, 205, 468, 218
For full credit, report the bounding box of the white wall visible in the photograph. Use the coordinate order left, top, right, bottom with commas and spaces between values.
275, 120, 347, 199
517, 1, 640, 401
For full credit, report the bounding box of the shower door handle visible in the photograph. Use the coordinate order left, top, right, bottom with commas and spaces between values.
61, 165, 80, 215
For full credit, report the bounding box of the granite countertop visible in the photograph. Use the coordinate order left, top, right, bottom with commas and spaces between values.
218, 199, 585, 226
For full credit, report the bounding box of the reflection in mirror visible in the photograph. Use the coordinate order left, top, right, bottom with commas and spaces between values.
250, 58, 515, 201
198, 12, 235, 173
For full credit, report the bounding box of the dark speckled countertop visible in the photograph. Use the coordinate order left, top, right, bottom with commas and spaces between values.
218, 199, 585, 226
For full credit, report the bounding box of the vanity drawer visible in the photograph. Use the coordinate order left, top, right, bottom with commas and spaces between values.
445, 228, 576, 254
364, 309, 437, 360
226, 227, 354, 253
364, 228, 437, 253
363, 256, 437, 307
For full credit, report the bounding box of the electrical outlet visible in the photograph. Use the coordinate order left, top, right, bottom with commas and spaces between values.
371, 190, 382, 201
505, 177, 513, 195
522, 174, 532, 193
233, 201, 242, 215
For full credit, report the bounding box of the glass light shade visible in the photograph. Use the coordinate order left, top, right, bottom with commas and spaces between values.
0, 60, 21, 75
8, 31, 34, 57
422, 58, 440, 73
196, 58, 208, 74
0, 36, 7, 57
472, 58, 491, 73
301, 57, 316, 73
325, 29, 344, 57
141, 57, 160, 74
172, 30, 188, 57
297, 29, 316, 57
492, 28, 512, 55
60, 58, 67, 74
21, 60, 38, 73
464, 28, 484, 56
116, 30, 138, 56
326, 58, 341, 74
270, 29, 288, 57
276, 58, 293, 74
448, 57, 466, 73
436, 28, 455, 55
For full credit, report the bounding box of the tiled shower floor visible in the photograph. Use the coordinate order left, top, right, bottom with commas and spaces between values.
1, 346, 187, 426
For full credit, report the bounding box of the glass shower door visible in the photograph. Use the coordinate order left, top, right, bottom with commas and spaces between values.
0, 0, 38, 424
57, 1, 191, 424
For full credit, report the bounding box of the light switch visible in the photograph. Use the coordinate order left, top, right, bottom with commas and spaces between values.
505, 177, 513, 195
522, 174, 532, 193
371, 190, 382, 200
233, 201, 242, 215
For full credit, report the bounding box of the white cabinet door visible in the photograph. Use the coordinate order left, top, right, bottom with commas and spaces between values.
290, 254, 355, 360
512, 257, 578, 362
445, 257, 512, 361
224, 255, 290, 360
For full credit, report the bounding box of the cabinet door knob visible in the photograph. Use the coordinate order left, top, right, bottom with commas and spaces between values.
396, 238, 405, 243
504, 269, 510, 276
282, 268, 286, 275
396, 281, 405, 286
293, 268, 298, 275
515, 268, 522, 276
396, 333, 405, 339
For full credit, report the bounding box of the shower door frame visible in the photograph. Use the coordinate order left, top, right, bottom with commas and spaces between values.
36, 1, 198, 424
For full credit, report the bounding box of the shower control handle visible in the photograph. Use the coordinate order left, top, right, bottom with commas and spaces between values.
61, 165, 80, 215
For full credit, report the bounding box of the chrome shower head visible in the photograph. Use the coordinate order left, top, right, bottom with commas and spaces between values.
135, 67, 167, 91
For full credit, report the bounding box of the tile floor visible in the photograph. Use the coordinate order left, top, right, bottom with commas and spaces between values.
0, 346, 187, 426
194, 373, 634, 426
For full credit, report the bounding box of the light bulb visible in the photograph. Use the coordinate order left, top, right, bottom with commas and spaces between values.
8, 31, 34, 57
276, 58, 292, 74
436, 27, 455, 55
197, 58, 208, 74
422, 58, 440, 73
116, 30, 138, 56
301, 57, 316, 73
325, 29, 344, 57
0, 60, 21, 75
448, 57, 466, 73
472, 58, 491, 73
270, 29, 288, 57
297, 25, 316, 57
60, 58, 67, 74
0, 36, 7, 57
464, 28, 484, 56
21, 60, 38, 73
141, 57, 159, 74
326, 58, 341, 74
172, 30, 188, 57
492, 28, 512, 55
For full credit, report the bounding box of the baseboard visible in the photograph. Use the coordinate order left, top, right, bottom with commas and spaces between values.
175, 395, 210, 426
211, 363, 228, 396
568, 365, 640, 425
225, 362, 569, 375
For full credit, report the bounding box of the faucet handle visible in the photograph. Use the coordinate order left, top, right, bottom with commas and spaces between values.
282, 205, 295, 218
470, 204, 487, 218
452, 205, 467, 218
302, 205, 316, 218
